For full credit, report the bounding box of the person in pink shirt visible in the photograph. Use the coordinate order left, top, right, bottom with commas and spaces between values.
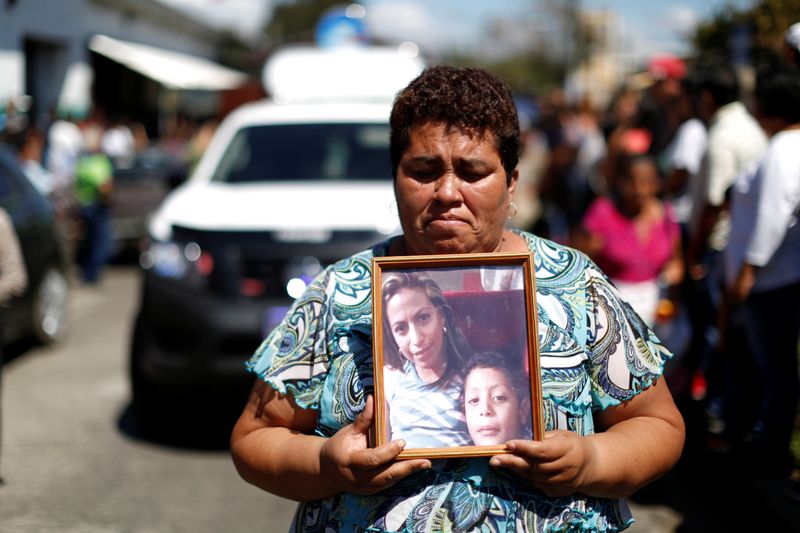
576, 154, 683, 325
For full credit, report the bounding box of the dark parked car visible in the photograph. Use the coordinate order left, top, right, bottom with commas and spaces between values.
0, 145, 70, 346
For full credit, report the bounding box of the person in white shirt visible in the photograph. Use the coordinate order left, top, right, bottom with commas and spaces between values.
101, 120, 136, 169
15, 126, 57, 197
784, 22, 800, 68
688, 66, 768, 275
683, 65, 767, 445
724, 66, 800, 476
45, 116, 84, 193
663, 76, 707, 229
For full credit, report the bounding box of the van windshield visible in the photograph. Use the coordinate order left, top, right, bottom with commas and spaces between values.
211, 123, 392, 183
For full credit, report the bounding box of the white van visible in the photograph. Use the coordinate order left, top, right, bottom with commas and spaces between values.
129, 45, 424, 431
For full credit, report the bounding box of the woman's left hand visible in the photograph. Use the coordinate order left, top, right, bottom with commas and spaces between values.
490, 379, 685, 499
489, 430, 597, 497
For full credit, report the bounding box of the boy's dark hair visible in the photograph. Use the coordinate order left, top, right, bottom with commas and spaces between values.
463, 351, 528, 400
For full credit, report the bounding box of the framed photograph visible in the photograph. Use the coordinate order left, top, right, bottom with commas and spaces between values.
371, 252, 543, 459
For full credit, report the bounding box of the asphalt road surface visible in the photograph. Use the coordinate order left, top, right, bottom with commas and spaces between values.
1, 265, 796, 532
0, 266, 296, 532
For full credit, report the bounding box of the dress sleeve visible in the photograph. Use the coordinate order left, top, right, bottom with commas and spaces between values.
245, 268, 333, 409
583, 260, 672, 410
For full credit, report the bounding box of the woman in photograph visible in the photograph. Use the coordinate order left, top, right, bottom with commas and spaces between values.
462, 351, 532, 446
231, 65, 685, 532
380, 271, 473, 447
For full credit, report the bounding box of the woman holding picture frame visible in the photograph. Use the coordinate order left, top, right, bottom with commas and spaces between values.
231, 65, 685, 532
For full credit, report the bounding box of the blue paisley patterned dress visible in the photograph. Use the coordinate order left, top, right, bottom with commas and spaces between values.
246, 231, 672, 533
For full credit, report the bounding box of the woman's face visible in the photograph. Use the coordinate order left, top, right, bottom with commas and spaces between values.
385, 287, 446, 371
614, 92, 639, 124
619, 160, 659, 212
464, 367, 524, 446
395, 122, 518, 255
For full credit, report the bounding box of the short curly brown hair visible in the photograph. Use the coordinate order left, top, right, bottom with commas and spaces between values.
389, 65, 520, 183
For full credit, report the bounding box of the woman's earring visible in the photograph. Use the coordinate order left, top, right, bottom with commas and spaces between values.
507, 202, 518, 220
442, 325, 447, 334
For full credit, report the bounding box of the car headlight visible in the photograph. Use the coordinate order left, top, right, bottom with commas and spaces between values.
139, 240, 214, 284
283, 256, 322, 298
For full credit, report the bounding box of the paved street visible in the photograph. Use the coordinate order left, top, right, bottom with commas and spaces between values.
0, 266, 296, 532
1, 265, 796, 532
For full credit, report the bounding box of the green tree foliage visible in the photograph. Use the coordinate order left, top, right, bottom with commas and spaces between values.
265, 0, 346, 47
448, 54, 563, 97
217, 31, 264, 74
693, 0, 800, 64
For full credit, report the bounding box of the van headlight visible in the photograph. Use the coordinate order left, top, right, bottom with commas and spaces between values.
283, 256, 322, 298
139, 240, 214, 283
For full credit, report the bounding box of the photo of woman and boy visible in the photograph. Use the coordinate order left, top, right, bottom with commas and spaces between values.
379, 269, 534, 451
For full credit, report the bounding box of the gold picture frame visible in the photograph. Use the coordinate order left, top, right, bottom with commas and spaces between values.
371, 252, 543, 459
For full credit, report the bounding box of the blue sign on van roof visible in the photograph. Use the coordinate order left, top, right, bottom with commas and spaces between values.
315, 7, 367, 48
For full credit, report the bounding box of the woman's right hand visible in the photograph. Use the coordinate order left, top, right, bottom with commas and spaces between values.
319, 395, 431, 495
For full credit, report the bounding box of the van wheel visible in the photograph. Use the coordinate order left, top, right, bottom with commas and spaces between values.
32, 266, 69, 344
130, 360, 168, 436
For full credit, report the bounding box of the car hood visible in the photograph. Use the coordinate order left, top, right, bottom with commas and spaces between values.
149, 181, 401, 241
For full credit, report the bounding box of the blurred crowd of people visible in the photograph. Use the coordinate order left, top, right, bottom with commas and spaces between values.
1, 108, 144, 284
0, 105, 215, 284
509, 25, 800, 492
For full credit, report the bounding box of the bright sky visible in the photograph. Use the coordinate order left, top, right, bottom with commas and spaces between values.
156, 0, 736, 60
581, 0, 740, 57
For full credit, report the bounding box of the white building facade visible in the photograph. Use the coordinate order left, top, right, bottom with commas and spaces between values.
1, 0, 247, 133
